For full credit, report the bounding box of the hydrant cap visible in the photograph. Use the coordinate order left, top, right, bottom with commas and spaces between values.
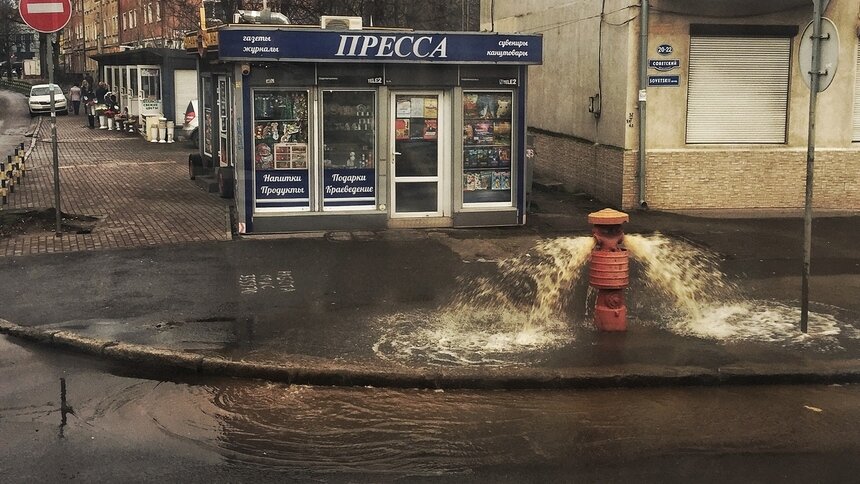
588, 208, 629, 225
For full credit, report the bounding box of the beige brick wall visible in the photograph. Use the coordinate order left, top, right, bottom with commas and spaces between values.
640, 149, 860, 210
533, 130, 860, 211
532, 130, 626, 207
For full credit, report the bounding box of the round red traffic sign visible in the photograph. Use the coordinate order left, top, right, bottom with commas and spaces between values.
19, 0, 72, 34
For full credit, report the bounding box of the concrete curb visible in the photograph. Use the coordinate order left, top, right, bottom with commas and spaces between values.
3, 318, 860, 389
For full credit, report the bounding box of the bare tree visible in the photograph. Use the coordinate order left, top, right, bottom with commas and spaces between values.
0, 0, 23, 81
209, 0, 479, 30
159, 0, 202, 43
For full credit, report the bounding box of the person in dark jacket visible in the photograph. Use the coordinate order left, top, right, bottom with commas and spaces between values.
81, 80, 95, 128
95, 81, 108, 105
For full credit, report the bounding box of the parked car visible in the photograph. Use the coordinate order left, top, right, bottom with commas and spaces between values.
28, 84, 68, 116
182, 99, 199, 147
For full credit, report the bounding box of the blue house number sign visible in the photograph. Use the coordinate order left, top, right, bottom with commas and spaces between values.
657, 44, 673, 55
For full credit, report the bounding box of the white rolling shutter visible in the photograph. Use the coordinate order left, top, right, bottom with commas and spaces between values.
173, 69, 198, 126
853, 42, 860, 141
686, 36, 790, 144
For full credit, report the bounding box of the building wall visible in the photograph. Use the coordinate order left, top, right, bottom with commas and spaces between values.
639, 0, 860, 210
641, 149, 860, 209
485, 0, 860, 211
62, 0, 200, 77
531, 130, 627, 206
483, 0, 638, 206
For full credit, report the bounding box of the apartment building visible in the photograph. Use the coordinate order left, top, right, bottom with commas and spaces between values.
62, 0, 198, 77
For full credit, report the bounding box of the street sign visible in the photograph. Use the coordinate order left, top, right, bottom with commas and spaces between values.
18, 0, 72, 34
798, 17, 839, 92
648, 75, 680, 87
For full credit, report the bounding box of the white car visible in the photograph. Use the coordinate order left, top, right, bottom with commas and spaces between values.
28, 84, 68, 116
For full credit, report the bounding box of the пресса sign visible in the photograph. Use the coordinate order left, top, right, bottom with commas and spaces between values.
218, 29, 543, 64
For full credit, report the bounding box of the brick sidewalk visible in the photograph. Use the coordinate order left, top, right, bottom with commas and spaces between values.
1, 115, 231, 257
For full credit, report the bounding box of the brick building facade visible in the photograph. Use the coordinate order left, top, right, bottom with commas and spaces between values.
61, 0, 199, 77
484, 0, 860, 212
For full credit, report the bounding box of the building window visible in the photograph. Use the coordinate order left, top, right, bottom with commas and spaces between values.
462, 91, 513, 205
686, 25, 795, 144
322, 90, 377, 210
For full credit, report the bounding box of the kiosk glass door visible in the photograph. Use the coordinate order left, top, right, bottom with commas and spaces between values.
216, 76, 231, 168
391, 93, 444, 217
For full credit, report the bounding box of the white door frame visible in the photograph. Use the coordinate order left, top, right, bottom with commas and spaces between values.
389, 90, 450, 218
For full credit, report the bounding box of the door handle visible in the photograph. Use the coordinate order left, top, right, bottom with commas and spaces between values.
394, 151, 402, 156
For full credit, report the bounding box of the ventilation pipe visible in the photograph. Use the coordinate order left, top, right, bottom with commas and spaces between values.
637, 0, 649, 208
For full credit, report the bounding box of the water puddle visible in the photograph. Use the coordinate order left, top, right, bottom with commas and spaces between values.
374, 233, 859, 366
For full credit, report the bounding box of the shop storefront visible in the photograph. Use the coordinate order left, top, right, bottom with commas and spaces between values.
93, 48, 197, 128
188, 24, 542, 233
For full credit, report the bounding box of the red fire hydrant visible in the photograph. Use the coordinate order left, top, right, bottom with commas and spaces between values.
588, 208, 630, 332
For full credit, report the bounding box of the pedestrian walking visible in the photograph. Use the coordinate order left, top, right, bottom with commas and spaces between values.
69, 83, 81, 115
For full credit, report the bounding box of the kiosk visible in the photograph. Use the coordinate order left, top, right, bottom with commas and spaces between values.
94, 48, 198, 129
186, 20, 542, 234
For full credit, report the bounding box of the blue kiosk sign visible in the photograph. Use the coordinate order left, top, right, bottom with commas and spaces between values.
219, 29, 543, 64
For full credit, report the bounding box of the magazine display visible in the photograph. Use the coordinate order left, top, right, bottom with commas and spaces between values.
253, 90, 308, 170
395, 96, 439, 140
463, 92, 513, 203
322, 91, 375, 169
394, 95, 440, 180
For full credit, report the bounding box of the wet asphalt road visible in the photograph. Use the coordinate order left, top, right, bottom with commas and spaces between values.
2, 335, 859, 482
0, 90, 31, 156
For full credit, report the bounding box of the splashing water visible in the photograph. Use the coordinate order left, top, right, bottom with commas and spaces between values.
450, 236, 596, 324
625, 233, 858, 348
374, 237, 595, 366
624, 233, 740, 320
374, 233, 858, 367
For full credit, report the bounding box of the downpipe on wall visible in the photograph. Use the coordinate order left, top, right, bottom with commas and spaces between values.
637, 0, 649, 209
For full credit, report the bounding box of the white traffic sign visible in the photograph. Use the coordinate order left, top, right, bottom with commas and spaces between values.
18, 0, 72, 34
798, 17, 839, 92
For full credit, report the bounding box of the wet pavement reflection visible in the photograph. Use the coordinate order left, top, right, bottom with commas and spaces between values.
3, 337, 860, 482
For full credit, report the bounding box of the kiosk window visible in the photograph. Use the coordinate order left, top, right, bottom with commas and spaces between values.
322, 91, 376, 210
202, 77, 213, 156
252, 90, 311, 212
140, 68, 161, 101
462, 91, 513, 205
129, 67, 138, 94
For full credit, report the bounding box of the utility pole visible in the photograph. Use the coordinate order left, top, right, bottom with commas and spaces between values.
800, 0, 826, 333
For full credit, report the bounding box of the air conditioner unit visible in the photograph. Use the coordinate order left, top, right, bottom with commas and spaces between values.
321, 16, 362, 30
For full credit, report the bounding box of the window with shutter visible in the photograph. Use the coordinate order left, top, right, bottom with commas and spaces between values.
686, 36, 791, 144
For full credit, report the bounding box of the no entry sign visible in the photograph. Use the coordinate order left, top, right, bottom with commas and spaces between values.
19, 0, 72, 34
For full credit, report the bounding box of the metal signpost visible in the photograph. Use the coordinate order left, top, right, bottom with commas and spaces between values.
18, 0, 72, 236
798, 0, 838, 333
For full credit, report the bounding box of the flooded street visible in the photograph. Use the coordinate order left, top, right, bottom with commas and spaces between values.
3, 335, 860, 482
